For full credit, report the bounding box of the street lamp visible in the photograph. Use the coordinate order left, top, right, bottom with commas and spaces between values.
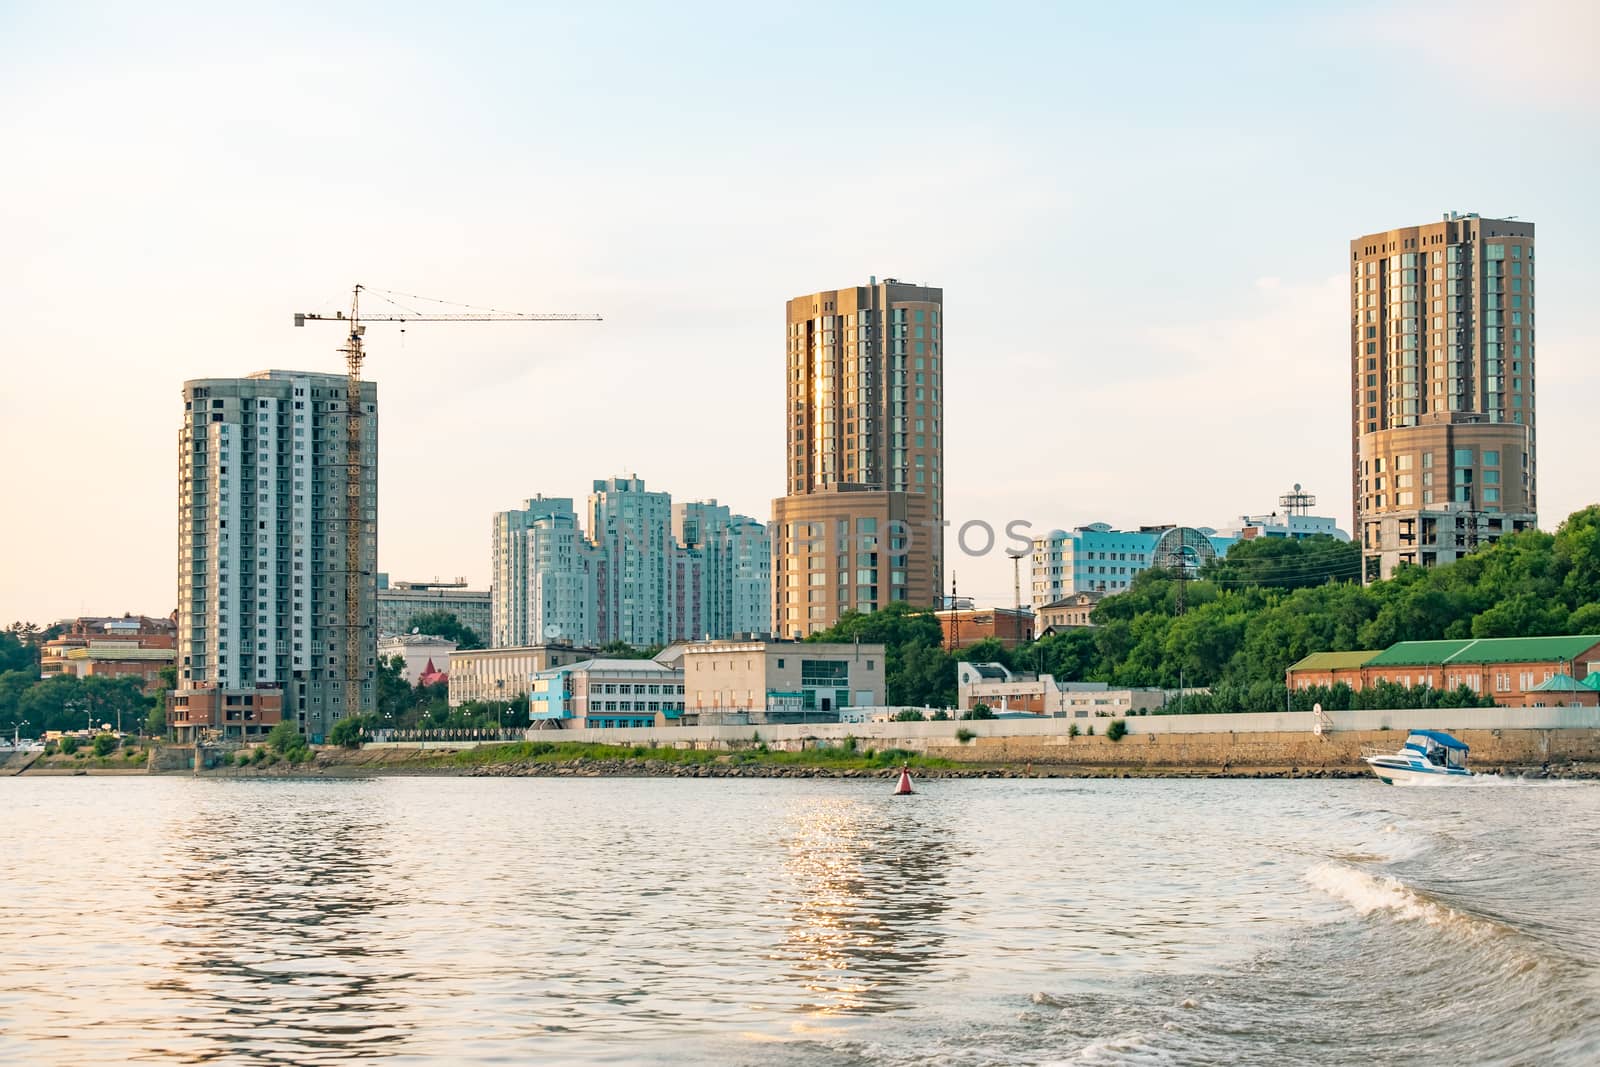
12, 720, 28, 747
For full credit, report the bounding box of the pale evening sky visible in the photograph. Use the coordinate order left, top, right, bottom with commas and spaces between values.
1, 0, 1596, 622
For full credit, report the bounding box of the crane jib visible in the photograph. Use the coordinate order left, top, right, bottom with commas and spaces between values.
288, 285, 599, 734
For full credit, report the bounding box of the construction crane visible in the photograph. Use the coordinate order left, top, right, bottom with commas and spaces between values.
294, 284, 601, 730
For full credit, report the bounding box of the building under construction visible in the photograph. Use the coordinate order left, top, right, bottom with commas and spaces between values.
173, 370, 377, 743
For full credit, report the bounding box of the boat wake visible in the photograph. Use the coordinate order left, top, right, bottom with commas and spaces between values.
1457, 774, 1597, 788
1304, 862, 1494, 934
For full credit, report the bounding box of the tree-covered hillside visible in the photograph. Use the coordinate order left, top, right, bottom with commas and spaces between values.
809, 505, 1600, 712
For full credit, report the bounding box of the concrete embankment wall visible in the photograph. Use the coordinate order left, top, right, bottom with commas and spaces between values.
1, 750, 42, 776
479, 706, 1600, 772
922, 727, 1598, 772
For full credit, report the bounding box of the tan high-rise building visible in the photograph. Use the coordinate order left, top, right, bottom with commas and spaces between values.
1350, 213, 1537, 580
772, 278, 944, 636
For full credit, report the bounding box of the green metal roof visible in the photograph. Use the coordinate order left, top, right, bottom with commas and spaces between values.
1529, 673, 1589, 692
1368, 635, 1600, 667
1585, 675, 1600, 691
1287, 650, 1381, 672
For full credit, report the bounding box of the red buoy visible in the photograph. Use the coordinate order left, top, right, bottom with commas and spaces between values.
894, 764, 915, 795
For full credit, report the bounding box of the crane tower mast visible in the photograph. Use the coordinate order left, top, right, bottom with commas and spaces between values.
295, 285, 600, 729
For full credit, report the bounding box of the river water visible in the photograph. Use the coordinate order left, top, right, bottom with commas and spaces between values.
1, 775, 1596, 1065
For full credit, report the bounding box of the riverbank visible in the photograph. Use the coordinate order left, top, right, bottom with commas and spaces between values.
9, 737, 1599, 780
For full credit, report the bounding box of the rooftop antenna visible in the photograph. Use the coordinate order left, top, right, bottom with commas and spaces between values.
1279, 483, 1317, 517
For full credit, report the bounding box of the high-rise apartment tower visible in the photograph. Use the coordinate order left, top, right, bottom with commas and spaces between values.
490, 496, 596, 647
1350, 213, 1537, 580
175, 370, 377, 742
674, 500, 773, 638
772, 278, 944, 636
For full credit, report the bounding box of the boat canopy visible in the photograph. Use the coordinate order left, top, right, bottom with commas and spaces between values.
1405, 729, 1469, 751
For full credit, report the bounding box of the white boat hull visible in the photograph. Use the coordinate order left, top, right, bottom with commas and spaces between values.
1364, 758, 1472, 786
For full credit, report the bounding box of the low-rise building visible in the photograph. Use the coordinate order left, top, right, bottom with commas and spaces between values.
529, 658, 686, 729
377, 634, 458, 685
956, 662, 1171, 717
935, 606, 1034, 649
1286, 635, 1600, 707
1029, 524, 1239, 610
447, 644, 596, 707
377, 575, 492, 640
171, 686, 284, 742
1222, 485, 1351, 542
41, 615, 176, 681
1524, 674, 1600, 707
1037, 592, 1104, 633
61, 643, 175, 688
680, 639, 886, 724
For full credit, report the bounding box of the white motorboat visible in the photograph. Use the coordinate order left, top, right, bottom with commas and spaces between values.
1363, 729, 1473, 785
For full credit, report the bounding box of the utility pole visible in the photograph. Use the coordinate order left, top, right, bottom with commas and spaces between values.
1009, 549, 1023, 618
1006, 548, 1028, 643
948, 573, 959, 652
1175, 557, 1188, 617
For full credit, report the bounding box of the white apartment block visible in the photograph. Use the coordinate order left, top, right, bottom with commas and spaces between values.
491, 496, 596, 648
729, 513, 772, 635
589, 476, 678, 647
490, 479, 774, 654
674, 500, 773, 639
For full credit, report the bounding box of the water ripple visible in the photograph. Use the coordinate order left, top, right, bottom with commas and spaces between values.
0, 776, 1596, 1065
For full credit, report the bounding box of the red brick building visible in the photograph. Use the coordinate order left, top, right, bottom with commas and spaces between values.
170, 686, 284, 742
1287, 635, 1600, 707
41, 615, 176, 691
935, 607, 1035, 650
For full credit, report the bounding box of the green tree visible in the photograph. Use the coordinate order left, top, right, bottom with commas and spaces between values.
809, 601, 944, 649
145, 701, 168, 739
328, 715, 372, 748
0, 670, 35, 730
268, 719, 307, 755
1, 622, 63, 674
405, 611, 486, 650
91, 733, 117, 756
1554, 506, 1600, 612
0, 630, 33, 675
594, 640, 664, 660
889, 643, 956, 708
1201, 534, 1361, 590
1568, 602, 1600, 635
954, 636, 1012, 668
376, 654, 412, 721
1012, 628, 1099, 682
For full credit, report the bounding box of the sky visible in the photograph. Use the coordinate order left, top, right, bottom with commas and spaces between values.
1, 0, 1596, 621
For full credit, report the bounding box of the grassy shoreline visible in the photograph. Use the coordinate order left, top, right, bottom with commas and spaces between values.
11, 740, 1593, 780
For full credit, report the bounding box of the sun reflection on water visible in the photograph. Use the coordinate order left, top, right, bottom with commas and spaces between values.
772, 793, 956, 1017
